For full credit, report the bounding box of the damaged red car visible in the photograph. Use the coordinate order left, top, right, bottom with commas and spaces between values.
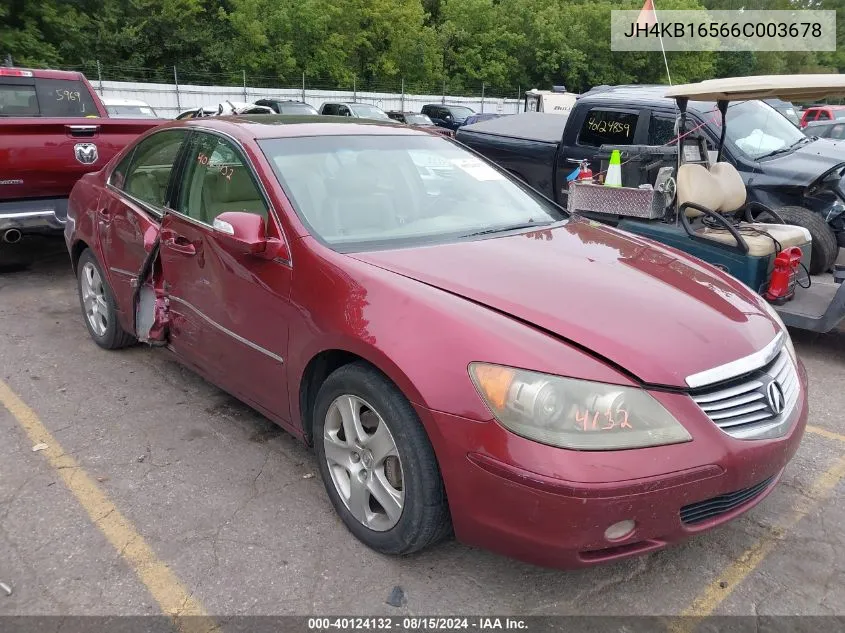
65, 116, 808, 568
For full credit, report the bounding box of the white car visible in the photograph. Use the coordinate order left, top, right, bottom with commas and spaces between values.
102, 98, 160, 118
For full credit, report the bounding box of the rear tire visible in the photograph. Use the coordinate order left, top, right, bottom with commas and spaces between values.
76, 249, 136, 350
313, 361, 451, 555
777, 206, 838, 274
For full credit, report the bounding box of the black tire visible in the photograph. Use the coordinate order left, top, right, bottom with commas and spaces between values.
76, 249, 136, 350
313, 361, 451, 555
777, 205, 838, 274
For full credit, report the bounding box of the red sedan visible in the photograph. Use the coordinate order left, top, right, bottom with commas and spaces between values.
65, 116, 807, 568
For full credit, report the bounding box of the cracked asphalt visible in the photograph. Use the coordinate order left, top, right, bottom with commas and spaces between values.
1, 236, 845, 619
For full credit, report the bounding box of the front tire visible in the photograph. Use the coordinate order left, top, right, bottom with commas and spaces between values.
777, 206, 838, 274
76, 249, 136, 350
313, 362, 451, 555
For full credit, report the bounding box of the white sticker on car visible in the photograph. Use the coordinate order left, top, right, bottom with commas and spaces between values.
449, 157, 505, 181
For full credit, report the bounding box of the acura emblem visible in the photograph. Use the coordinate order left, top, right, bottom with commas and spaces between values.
766, 380, 785, 415
74, 143, 98, 165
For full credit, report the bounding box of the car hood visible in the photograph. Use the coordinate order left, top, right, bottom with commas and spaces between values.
752, 138, 845, 187
351, 219, 780, 388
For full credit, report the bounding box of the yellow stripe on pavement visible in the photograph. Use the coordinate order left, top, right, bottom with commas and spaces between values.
669, 452, 845, 632
0, 379, 215, 633
807, 424, 845, 445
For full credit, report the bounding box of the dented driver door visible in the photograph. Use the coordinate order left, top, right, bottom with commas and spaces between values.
158, 131, 293, 423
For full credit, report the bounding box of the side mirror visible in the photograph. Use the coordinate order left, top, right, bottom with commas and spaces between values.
212, 211, 288, 261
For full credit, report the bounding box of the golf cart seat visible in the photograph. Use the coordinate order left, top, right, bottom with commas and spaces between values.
677, 162, 810, 256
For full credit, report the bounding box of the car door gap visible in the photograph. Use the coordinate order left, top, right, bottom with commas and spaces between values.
131, 231, 169, 344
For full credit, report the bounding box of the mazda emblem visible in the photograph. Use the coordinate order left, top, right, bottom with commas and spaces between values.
766, 380, 785, 416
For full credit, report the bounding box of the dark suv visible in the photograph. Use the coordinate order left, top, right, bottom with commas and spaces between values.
421, 104, 475, 131
254, 99, 318, 115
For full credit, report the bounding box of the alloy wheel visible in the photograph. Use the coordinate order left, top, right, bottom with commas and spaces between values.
322, 394, 405, 531
81, 262, 109, 337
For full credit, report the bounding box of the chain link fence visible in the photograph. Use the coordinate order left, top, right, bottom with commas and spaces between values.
51, 61, 525, 118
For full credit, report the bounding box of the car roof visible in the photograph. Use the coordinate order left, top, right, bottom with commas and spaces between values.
579, 84, 672, 105
577, 84, 724, 114
176, 115, 426, 140
0, 67, 85, 81
806, 104, 845, 110
103, 98, 152, 107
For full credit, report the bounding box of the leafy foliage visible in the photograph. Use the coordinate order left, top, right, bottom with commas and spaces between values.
0, 0, 842, 95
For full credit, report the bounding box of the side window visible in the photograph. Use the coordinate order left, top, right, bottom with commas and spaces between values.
831, 124, 845, 139
578, 109, 638, 147
322, 104, 337, 115
648, 116, 676, 145
109, 147, 136, 190
178, 133, 268, 226
338, 105, 351, 117
122, 131, 186, 209
817, 110, 831, 121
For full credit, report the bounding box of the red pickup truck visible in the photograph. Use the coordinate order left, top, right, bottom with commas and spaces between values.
0, 67, 162, 247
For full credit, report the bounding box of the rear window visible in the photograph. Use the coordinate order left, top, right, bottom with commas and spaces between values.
578, 109, 638, 147
278, 102, 318, 115
0, 78, 98, 117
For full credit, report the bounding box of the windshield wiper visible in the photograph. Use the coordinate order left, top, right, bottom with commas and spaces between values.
460, 221, 554, 239
757, 136, 809, 160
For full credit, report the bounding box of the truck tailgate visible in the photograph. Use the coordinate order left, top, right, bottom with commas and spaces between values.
0, 118, 158, 200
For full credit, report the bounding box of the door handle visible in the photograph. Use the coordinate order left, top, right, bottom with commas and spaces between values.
161, 230, 196, 256
66, 124, 99, 138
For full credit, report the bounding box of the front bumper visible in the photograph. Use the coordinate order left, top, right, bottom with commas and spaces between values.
418, 362, 808, 569
0, 198, 68, 235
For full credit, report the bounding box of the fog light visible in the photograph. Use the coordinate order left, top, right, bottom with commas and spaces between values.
604, 519, 636, 541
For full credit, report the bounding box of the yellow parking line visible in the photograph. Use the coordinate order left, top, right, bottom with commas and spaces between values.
807, 424, 845, 445
0, 379, 215, 632
669, 452, 845, 632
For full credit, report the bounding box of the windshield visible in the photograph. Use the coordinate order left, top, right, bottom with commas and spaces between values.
449, 106, 474, 120
775, 105, 800, 126
106, 104, 158, 118
259, 134, 564, 252
405, 114, 433, 125
278, 102, 318, 115
721, 100, 806, 160
350, 104, 390, 120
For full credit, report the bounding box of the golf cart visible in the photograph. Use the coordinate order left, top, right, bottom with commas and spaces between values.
567, 75, 845, 333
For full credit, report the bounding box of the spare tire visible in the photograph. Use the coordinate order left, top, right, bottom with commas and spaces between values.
777, 206, 838, 274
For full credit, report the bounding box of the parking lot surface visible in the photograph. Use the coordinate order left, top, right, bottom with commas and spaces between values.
2, 237, 845, 620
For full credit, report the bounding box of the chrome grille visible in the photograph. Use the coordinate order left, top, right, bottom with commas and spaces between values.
690, 347, 799, 440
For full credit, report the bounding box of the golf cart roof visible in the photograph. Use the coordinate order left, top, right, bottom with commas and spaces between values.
665, 75, 845, 102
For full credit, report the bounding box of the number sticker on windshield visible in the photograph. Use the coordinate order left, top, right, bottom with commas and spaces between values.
449, 157, 505, 181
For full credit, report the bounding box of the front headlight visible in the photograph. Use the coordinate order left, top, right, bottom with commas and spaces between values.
469, 363, 692, 451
